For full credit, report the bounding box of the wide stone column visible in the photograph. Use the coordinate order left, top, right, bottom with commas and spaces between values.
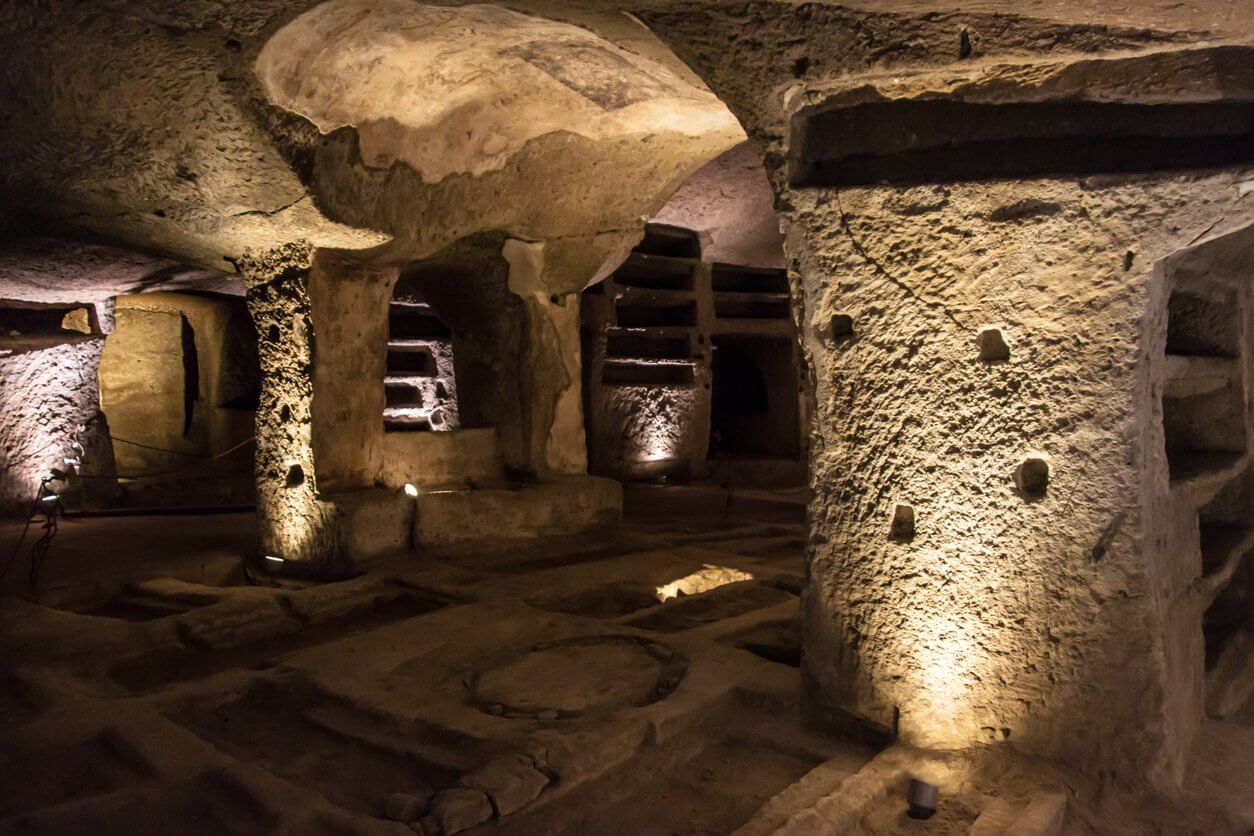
635, 6, 1254, 788
240, 244, 406, 571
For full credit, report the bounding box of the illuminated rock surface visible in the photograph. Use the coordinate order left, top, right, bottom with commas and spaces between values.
1, 0, 1253, 832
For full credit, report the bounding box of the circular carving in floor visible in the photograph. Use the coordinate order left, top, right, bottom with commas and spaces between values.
473, 636, 685, 719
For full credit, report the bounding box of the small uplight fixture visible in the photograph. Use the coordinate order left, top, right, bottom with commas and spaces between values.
263, 554, 285, 571
403, 483, 419, 498
906, 778, 939, 820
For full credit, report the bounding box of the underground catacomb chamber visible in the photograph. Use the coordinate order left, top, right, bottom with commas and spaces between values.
8, 6, 1254, 834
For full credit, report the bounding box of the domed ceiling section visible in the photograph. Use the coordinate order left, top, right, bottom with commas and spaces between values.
257, 1, 739, 184
0, 1, 744, 278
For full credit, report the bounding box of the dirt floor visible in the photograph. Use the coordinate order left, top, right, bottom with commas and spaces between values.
3, 484, 1252, 835
0, 484, 884, 834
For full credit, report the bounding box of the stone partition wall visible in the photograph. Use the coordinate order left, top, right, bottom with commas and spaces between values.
308, 255, 397, 493
505, 234, 640, 477
637, 5, 1254, 785
240, 244, 409, 569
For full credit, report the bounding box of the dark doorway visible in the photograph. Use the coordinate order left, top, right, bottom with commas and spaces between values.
709, 336, 799, 458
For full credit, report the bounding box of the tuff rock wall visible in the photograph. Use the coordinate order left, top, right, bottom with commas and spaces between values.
0, 337, 111, 513
636, 1, 1254, 785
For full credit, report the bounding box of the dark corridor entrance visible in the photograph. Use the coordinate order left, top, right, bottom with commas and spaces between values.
709, 336, 800, 458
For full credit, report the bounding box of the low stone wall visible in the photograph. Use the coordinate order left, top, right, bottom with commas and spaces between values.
380, 428, 502, 489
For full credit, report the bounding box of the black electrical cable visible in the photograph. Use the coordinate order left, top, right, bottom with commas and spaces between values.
26, 489, 59, 594
74, 436, 256, 482
108, 434, 238, 458
1, 478, 51, 586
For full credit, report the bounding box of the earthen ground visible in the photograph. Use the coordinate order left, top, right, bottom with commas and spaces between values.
0, 485, 877, 834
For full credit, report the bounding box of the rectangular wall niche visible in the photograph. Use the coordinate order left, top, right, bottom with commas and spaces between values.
0, 302, 97, 337
791, 100, 1254, 186
1158, 264, 1254, 720
385, 276, 459, 433
1163, 285, 1245, 482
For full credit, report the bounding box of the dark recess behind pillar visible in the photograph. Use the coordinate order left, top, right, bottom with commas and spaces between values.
180, 315, 199, 435
709, 336, 800, 458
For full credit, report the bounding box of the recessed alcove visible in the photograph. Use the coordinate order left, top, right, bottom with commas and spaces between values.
605, 331, 690, 361
613, 254, 697, 291
0, 303, 97, 337
635, 223, 702, 260
711, 264, 788, 294
615, 301, 698, 328
602, 360, 696, 387
1167, 288, 1241, 358
384, 276, 458, 433
1163, 284, 1247, 485
792, 99, 1254, 186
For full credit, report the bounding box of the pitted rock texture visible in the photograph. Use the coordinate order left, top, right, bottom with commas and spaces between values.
636, 0, 1254, 785
242, 249, 334, 565
0, 337, 110, 513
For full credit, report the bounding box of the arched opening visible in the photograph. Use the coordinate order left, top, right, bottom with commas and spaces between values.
582, 142, 806, 486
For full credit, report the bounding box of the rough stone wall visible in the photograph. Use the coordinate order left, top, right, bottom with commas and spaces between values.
0, 337, 111, 513
635, 1, 1254, 785
380, 427, 502, 490
599, 382, 711, 477
793, 174, 1254, 784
